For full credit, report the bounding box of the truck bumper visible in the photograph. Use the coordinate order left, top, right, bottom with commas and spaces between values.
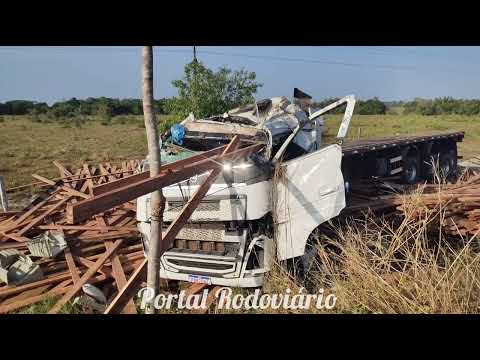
159, 267, 265, 288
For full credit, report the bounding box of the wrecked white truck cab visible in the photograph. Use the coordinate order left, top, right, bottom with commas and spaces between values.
137, 94, 356, 287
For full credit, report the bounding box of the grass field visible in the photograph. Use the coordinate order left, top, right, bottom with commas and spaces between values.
1, 113, 479, 314
1, 113, 479, 197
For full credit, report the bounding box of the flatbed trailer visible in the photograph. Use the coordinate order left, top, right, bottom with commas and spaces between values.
340, 131, 465, 184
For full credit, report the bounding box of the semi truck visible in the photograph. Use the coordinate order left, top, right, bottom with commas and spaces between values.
137, 92, 464, 287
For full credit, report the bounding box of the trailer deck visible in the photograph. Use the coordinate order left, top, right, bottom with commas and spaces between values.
341, 131, 465, 156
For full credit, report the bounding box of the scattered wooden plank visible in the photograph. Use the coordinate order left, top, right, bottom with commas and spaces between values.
64, 246, 80, 284
74, 256, 112, 277
92, 145, 228, 196
104, 258, 147, 314
32, 174, 90, 199
48, 239, 123, 314
184, 283, 207, 297
161, 135, 240, 251
0, 232, 31, 242
4, 191, 59, 231
0, 211, 19, 218
53, 161, 73, 179
68, 143, 263, 223
38, 224, 137, 231
17, 196, 72, 236
83, 164, 95, 196
105, 240, 137, 314
195, 286, 223, 314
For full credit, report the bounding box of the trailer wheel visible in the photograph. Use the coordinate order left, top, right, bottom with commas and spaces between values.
423, 153, 438, 180
439, 150, 457, 180
402, 157, 419, 184
376, 158, 390, 178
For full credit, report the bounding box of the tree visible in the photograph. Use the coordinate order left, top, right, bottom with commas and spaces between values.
97, 102, 112, 124
357, 97, 387, 115
168, 60, 262, 118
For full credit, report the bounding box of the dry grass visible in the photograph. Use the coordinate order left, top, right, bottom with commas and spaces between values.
2, 113, 480, 314
0, 115, 178, 207
273, 188, 480, 314
0, 116, 147, 189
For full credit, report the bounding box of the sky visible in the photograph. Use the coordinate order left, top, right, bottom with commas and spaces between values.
1, 46, 480, 104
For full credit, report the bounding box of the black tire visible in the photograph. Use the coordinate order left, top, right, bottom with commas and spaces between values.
422, 153, 437, 180
402, 157, 420, 184
439, 150, 457, 180
286, 232, 325, 291
376, 158, 390, 178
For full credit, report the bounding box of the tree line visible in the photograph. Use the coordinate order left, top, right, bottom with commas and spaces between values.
0, 96, 391, 118
402, 97, 480, 116
312, 97, 387, 115
0, 98, 170, 118
4, 59, 480, 121
7, 96, 480, 119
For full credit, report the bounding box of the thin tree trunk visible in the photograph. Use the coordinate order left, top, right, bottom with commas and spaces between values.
142, 46, 164, 314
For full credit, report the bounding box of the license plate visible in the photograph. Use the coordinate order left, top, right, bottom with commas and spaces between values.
188, 274, 212, 285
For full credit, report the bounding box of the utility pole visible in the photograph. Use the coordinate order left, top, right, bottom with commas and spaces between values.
142, 46, 164, 314
193, 46, 197, 62
0, 176, 8, 212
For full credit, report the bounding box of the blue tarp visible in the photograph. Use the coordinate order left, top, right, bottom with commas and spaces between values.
171, 124, 186, 145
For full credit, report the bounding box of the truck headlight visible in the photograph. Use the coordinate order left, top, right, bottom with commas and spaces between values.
233, 163, 253, 170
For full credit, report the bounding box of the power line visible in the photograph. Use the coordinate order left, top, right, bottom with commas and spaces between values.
0, 46, 473, 76
196, 49, 416, 71
0, 46, 417, 72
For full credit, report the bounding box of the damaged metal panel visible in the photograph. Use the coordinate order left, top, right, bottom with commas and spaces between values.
0, 251, 43, 286
274, 144, 346, 260
0, 249, 20, 269
28, 230, 67, 258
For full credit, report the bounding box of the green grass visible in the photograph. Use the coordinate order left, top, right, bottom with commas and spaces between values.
0, 115, 179, 191
13, 296, 84, 314
1, 113, 478, 204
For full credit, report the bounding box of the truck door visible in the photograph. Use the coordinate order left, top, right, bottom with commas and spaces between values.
274, 144, 345, 261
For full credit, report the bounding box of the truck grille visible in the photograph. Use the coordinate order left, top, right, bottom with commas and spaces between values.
167, 259, 234, 271
173, 240, 226, 254
163, 197, 246, 222
162, 223, 226, 243
167, 200, 220, 212
160, 228, 247, 276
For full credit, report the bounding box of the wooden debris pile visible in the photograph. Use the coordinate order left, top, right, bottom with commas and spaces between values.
397, 174, 480, 237
343, 174, 480, 237
342, 179, 406, 217
0, 160, 144, 314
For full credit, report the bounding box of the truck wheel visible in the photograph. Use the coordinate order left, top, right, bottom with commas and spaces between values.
402, 157, 419, 184
376, 158, 390, 178
423, 153, 438, 180
439, 150, 457, 180
449, 149, 458, 180
289, 229, 334, 291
